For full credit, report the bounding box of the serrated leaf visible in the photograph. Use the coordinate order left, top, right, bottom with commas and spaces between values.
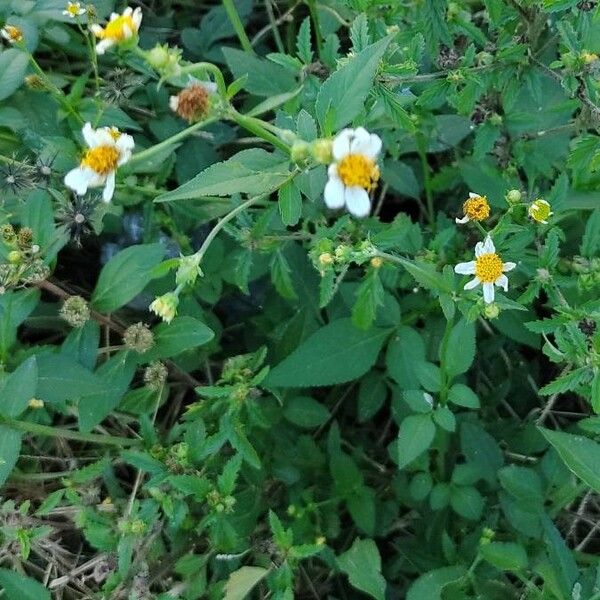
266, 318, 390, 387
278, 179, 302, 226
0, 49, 29, 101
0, 569, 51, 600
223, 566, 269, 600
338, 539, 386, 600
397, 413, 435, 469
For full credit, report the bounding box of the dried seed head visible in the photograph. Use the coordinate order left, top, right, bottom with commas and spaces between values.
144, 361, 168, 390
170, 84, 211, 123
60, 295, 90, 328
123, 322, 154, 353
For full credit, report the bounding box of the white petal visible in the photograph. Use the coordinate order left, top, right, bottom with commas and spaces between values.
103, 171, 116, 203
64, 167, 94, 195
495, 274, 508, 292
327, 163, 338, 178
202, 81, 218, 93
169, 96, 179, 112
109, 12, 119, 20
324, 178, 345, 209
349, 127, 370, 153
468, 192, 480, 198
454, 261, 476, 275
82, 122, 96, 147
455, 215, 470, 224
482, 236, 495, 254
122, 24, 132, 39
464, 277, 481, 290
482, 282, 495, 303
123, 7, 133, 16
345, 186, 370, 218
502, 261, 516, 272
90, 24, 103, 36
96, 39, 114, 54
132, 8, 142, 29
116, 133, 135, 159
332, 129, 353, 160
474, 241, 485, 258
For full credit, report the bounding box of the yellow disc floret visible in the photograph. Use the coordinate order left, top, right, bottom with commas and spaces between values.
2, 25, 23, 43
99, 14, 136, 40
81, 146, 120, 175
337, 154, 380, 190
463, 195, 490, 221
475, 253, 503, 283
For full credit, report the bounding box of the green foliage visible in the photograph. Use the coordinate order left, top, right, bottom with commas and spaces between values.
0, 0, 599, 597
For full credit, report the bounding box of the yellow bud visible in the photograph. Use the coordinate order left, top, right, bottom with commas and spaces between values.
319, 252, 333, 265
28, 398, 44, 409
7, 250, 21, 264
311, 139, 333, 164
315, 536, 327, 546
370, 256, 383, 268
483, 303, 500, 319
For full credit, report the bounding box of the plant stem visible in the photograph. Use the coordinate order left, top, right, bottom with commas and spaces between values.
127, 117, 217, 167
229, 110, 291, 154
0, 416, 141, 447
222, 0, 255, 54
305, 0, 323, 56
178, 62, 228, 96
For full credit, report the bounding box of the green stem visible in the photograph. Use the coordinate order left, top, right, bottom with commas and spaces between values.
305, 0, 323, 56
229, 110, 291, 154
0, 416, 141, 447
416, 133, 434, 227
178, 62, 228, 97
222, 0, 255, 54
127, 117, 217, 167
438, 315, 455, 404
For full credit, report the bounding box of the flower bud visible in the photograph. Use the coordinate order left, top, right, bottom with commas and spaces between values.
311, 139, 333, 164
145, 44, 170, 69
123, 322, 154, 353
149, 292, 178, 323
28, 398, 44, 409
1, 224, 16, 243
483, 303, 500, 319
176, 254, 202, 286
60, 295, 90, 328
25, 75, 48, 91
505, 189, 522, 205
370, 256, 383, 268
290, 140, 310, 164
528, 198, 552, 224
7, 250, 21, 264
318, 252, 333, 266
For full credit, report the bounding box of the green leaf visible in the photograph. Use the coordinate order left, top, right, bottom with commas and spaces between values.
0, 568, 51, 600
442, 319, 476, 378
0, 426, 21, 486
223, 566, 269, 600
357, 372, 387, 422
0, 49, 29, 101
223, 47, 297, 97
91, 243, 165, 312
352, 271, 384, 330
406, 566, 466, 600
278, 179, 302, 226
144, 317, 214, 361
450, 485, 484, 520
266, 319, 390, 388
0, 289, 40, 357
338, 539, 386, 600
397, 414, 435, 469
447, 383, 480, 409
460, 422, 503, 484
498, 465, 544, 505
396, 257, 452, 293
315, 37, 391, 132
155, 149, 291, 202
0, 357, 37, 417
480, 542, 528, 571
271, 251, 297, 300
540, 514, 579, 597
284, 396, 330, 428
386, 326, 426, 390
581, 208, 600, 259
539, 427, 600, 493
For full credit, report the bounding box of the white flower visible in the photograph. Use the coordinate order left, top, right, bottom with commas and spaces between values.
64, 122, 134, 203
1, 25, 23, 44
324, 127, 382, 218
63, 2, 86, 17
91, 6, 142, 55
454, 236, 516, 304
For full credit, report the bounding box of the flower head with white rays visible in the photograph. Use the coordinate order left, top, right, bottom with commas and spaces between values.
63, 2, 86, 17
91, 6, 142, 55
324, 127, 382, 218
528, 198, 553, 224
456, 192, 490, 224
64, 122, 134, 203
1, 25, 23, 44
454, 236, 516, 304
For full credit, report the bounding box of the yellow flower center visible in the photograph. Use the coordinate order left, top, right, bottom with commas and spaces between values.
337, 154, 379, 190
107, 127, 121, 141
67, 3, 81, 15
4, 25, 23, 42
81, 145, 119, 175
100, 15, 136, 40
463, 195, 490, 221
475, 253, 503, 283
529, 199, 551, 223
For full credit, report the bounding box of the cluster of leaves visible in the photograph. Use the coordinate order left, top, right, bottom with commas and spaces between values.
1, 0, 600, 599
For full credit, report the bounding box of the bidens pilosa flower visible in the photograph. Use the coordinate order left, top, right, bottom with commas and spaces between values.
64, 122, 134, 203
63, 2, 86, 17
528, 198, 553, 224
1, 25, 23, 44
324, 127, 382, 218
170, 79, 217, 123
91, 6, 142, 55
456, 192, 490, 224
454, 236, 516, 304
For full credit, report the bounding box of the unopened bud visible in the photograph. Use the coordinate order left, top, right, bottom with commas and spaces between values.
505, 189, 522, 205
318, 252, 333, 266
290, 140, 310, 163
483, 303, 500, 319
311, 139, 333, 164
370, 256, 383, 268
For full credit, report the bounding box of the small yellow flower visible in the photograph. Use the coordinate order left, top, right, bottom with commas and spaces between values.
528, 199, 552, 224
319, 252, 334, 266
456, 192, 490, 224
325, 128, 382, 218
149, 292, 179, 323
91, 6, 142, 55
28, 398, 45, 409
370, 256, 383, 268
1, 25, 23, 44
455, 236, 516, 304
63, 2, 86, 18
581, 51, 598, 64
